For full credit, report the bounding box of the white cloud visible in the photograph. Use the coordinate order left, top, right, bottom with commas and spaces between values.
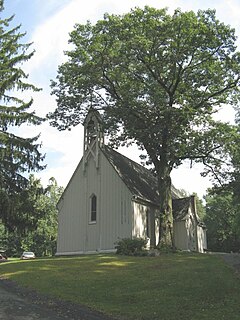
171, 164, 212, 199
24, 0, 240, 82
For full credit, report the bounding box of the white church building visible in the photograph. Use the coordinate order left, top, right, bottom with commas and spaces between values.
56, 109, 207, 255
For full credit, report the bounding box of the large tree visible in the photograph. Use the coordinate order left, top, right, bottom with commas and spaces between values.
0, 0, 44, 226
49, 7, 240, 247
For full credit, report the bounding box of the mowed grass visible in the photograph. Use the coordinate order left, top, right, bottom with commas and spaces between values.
0, 253, 240, 320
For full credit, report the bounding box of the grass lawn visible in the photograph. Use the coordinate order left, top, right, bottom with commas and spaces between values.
0, 253, 240, 320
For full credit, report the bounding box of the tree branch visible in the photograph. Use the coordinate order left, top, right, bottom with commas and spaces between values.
202, 159, 223, 186
176, 144, 223, 162
195, 76, 240, 109
137, 55, 171, 95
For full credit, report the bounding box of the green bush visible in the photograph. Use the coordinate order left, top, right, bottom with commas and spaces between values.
115, 237, 148, 256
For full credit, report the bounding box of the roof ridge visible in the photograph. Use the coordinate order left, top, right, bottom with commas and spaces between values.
102, 145, 182, 203
104, 145, 156, 176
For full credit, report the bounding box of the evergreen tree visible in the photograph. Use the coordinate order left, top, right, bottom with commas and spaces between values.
0, 1, 44, 229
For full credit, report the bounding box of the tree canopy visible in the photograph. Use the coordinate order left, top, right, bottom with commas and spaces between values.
49, 6, 240, 246
0, 0, 44, 226
204, 188, 240, 252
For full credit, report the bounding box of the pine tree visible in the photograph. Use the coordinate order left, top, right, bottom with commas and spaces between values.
0, 1, 44, 229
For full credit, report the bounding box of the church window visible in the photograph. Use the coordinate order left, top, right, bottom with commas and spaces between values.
146, 212, 150, 238
90, 194, 97, 223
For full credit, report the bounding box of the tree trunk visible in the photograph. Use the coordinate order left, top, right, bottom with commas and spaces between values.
157, 166, 173, 248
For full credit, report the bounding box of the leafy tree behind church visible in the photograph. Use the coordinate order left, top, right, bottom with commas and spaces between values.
204, 136, 240, 252
22, 177, 64, 257
204, 189, 240, 252
0, 176, 63, 257
49, 7, 240, 247
0, 0, 44, 230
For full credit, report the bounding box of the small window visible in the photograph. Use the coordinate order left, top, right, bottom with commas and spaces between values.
146, 212, 150, 238
90, 194, 97, 223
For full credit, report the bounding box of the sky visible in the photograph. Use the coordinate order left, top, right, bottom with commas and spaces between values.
2, 0, 240, 198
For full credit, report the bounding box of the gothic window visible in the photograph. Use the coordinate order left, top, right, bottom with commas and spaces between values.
90, 194, 97, 223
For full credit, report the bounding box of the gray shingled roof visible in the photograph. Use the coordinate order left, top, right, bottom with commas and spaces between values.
102, 146, 182, 205
172, 197, 192, 221
172, 196, 206, 227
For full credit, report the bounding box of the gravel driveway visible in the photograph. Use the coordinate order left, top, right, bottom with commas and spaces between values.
220, 252, 240, 273
0, 278, 113, 320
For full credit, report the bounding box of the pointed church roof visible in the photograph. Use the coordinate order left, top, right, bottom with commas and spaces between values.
102, 146, 183, 206
83, 107, 103, 125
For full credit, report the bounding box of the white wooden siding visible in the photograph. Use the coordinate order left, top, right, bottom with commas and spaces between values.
56, 159, 87, 255
173, 221, 189, 251
99, 150, 132, 250
132, 202, 159, 248
56, 149, 133, 255
57, 147, 207, 255
197, 226, 207, 253
132, 202, 147, 238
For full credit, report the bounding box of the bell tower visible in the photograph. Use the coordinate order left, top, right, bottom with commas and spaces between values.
83, 109, 104, 169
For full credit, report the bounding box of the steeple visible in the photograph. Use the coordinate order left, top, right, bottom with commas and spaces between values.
83, 108, 104, 169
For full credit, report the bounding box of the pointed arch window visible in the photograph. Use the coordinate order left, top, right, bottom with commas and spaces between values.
90, 194, 97, 223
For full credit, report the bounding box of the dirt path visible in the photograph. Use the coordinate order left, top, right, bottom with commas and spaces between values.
220, 253, 240, 274
0, 278, 113, 320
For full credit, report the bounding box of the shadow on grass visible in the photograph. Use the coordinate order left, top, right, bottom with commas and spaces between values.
1, 253, 240, 320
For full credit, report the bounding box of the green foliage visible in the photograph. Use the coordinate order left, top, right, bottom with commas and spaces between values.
1, 254, 240, 320
2, 175, 45, 234
115, 237, 148, 256
31, 177, 63, 256
0, 1, 44, 229
0, 230, 22, 257
49, 6, 240, 245
194, 192, 206, 220
49, 7, 240, 167
157, 242, 176, 253
228, 128, 240, 202
0, 176, 63, 257
204, 189, 240, 252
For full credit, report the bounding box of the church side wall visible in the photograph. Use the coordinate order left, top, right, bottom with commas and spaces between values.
100, 152, 133, 251
196, 226, 207, 253
132, 202, 159, 248
173, 221, 189, 251
132, 202, 147, 239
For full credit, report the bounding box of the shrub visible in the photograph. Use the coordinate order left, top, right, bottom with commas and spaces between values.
115, 237, 148, 256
